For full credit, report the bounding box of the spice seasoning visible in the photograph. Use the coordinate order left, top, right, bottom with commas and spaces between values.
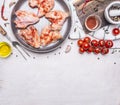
85, 15, 101, 31
1, 0, 8, 21
4, 23, 10, 27
109, 5, 120, 22
81, 0, 92, 14
86, 16, 97, 30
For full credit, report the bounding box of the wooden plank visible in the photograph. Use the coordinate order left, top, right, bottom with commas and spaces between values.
74, 0, 120, 34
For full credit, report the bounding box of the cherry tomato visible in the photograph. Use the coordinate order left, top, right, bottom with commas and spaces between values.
94, 47, 101, 54
112, 28, 119, 36
105, 40, 113, 48
84, 37, 91, 43
101, 47, 109, 55
82, 42, 90, 50
91, 40, 99, 47
79, 47, 85, 54
77, 39, 83, 47
87, 46, 94, 53
99, 39, 105, 47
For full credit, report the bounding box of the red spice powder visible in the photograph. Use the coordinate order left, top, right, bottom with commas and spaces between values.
86, 16, 97, 29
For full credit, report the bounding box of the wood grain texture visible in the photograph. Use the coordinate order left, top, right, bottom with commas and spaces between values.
74, 0, 120, 34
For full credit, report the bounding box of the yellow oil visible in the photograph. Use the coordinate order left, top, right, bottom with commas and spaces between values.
0, 42, 12, 58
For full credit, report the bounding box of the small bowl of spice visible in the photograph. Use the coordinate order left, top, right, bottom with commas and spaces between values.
0, 42, 12, 58
85, 15, 102, 32
104, 1, 120, 24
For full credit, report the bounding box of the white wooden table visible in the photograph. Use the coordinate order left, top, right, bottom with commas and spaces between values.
1, 0, 120, 105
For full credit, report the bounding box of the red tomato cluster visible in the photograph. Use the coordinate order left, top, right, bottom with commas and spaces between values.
112, 28, 120, 36
77, 37, 113, 55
